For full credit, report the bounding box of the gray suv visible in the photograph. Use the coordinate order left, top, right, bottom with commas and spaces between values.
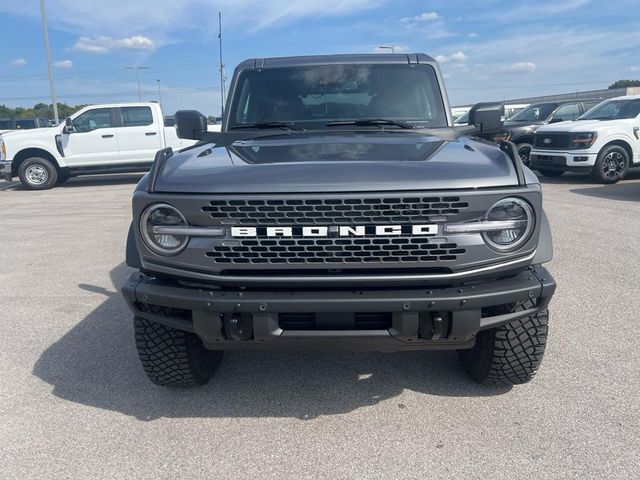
122, 54, 556, 388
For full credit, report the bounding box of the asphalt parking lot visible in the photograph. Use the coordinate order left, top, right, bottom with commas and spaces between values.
1, 172, 639, 479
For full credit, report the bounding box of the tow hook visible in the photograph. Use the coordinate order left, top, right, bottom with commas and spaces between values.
223, 313, 253, 341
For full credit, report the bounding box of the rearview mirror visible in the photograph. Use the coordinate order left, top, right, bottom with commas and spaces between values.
175, 110, 208, 140
63, 117, 75, 134
468, 102, 504, 134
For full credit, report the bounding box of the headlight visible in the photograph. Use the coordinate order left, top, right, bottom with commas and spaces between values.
140, 203, 189, 255
0, 140, 5, 161
482, 198, 534, 252
570, 132, 597, 148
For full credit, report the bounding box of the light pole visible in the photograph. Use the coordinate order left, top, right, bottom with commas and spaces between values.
39, 0, 59, 125
156, 79, 162, 108
125, 65, 149, 101
378, 45, 396, 53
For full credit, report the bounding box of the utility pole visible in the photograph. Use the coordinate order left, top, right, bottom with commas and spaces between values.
218, 11, 226, 118
39, 0, 59, 125
378, 45, 396, 53
125, 65, 149, 101
156, 79, 162, 108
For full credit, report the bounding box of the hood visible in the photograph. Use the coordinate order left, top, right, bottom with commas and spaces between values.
153, 132, 519, 194
0, 126, 57, 140
536, 118, 633, 133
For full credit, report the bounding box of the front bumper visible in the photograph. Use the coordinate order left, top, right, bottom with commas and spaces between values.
530, 150, 596, 171
122, 266, 556, 352
0, 160, 12, 181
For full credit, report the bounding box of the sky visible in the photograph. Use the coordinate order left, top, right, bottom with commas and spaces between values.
0, 0, 639, 116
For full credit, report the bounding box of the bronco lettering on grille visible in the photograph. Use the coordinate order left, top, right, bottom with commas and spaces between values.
231, 225, 438, 238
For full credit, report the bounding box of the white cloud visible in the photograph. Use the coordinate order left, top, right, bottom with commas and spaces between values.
499, 62, 537, 73
9, 58, 26, 67
450, 51, 468, 62
73, 35, 155, 54
468, 32, 479, 38
434, 51, 467, 64
402, 11, 441, 23
630, 66, 640, 72
54, 59, 74, 68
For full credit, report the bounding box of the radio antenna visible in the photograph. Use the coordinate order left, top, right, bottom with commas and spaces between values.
218, 11, 226, 119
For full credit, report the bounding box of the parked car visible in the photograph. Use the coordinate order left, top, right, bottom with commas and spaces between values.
0, 117, 51, 135
492, 99, 603, 165
122, 53, 556, 388
0, 103, 199, 189
530, 95, 640, 183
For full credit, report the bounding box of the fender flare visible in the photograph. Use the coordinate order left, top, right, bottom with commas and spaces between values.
126, 223, 142, 269
532, 210, 553, 265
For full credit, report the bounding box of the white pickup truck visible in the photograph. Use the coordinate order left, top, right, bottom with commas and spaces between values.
0, 102, 201, 189
530, 95, 640, 183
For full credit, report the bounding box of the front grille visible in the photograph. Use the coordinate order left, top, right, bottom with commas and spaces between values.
202, 196, 469, 225
206, 238, 465, 265
533, 133, 571, 149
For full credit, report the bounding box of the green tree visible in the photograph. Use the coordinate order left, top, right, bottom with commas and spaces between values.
608, 79, 640, 89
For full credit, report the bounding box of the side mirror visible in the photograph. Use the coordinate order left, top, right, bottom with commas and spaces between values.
548, 117, 564, 124
63, 117, 75, 134
468, 102, 504, 134
175, 110, 208, 140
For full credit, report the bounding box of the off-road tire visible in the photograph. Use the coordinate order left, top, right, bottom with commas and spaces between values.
538, 169, 564, 178
18, 157, 58, 190
591, 145, 628, 184
458, 301, 549, 385
134, 317, 223, 387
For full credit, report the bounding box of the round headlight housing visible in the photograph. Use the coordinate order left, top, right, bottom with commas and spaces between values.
140, 203, 189, 255
482, 198, 534, 252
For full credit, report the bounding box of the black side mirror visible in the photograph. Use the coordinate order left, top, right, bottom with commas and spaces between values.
63, 117, 75, 134
175, 110, 208, 140
548, 117, 563, 124
468, 102, 504, 134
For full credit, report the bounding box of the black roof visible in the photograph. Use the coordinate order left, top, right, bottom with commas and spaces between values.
236, 53, 437, 70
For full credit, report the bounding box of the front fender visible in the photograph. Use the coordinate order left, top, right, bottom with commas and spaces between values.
532, 210, 553, 265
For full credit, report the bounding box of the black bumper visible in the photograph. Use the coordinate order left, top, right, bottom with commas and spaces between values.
122, 267, 555, 352
530, 154, 591, 172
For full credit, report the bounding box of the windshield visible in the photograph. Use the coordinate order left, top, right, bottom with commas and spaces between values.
508, 103, 559, 122
579, 99, 640, 120
228, 64, 447, 128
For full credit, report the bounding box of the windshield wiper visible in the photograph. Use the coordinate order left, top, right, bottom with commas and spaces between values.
229, 122, 304, 131
326, 118, 417, 129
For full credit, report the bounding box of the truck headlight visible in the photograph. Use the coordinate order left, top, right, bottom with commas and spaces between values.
482, 198, 535, 252
140, 203, 189, 255
0, 140, 6, 161
570, 132, 597, 148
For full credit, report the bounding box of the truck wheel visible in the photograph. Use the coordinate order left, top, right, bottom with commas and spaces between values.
592, 145, 628, 184
18, 157, 58, 190
134, 317, 223, 387
538, 169, 564, 177
516, 143, 532, 167
458, 303, 548, 385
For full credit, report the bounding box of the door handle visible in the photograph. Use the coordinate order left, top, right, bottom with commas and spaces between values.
145, 132, 157, 136
102, 134, 114, 138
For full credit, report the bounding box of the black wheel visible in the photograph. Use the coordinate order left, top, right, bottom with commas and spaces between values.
538, 169, 564, 178
516, 143, 532, 167
592, 145, 628, 184
458, 301, 548, 385
134, 317, 223, 387
17, 157, 58, 190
